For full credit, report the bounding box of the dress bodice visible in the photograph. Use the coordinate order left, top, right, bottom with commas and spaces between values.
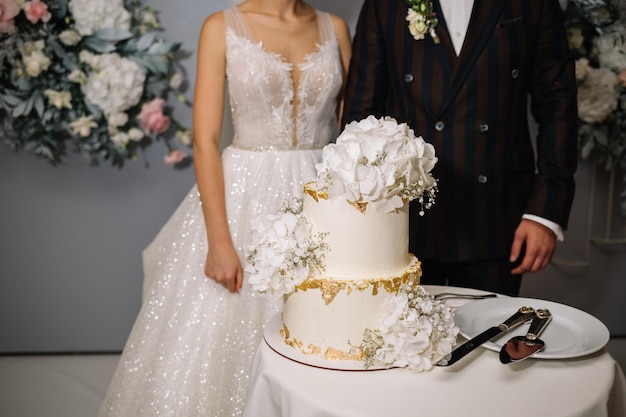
223, 8, 343, 150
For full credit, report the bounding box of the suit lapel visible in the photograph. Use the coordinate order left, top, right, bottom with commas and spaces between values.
432, 0, 456, 69
438, 0, 507, 115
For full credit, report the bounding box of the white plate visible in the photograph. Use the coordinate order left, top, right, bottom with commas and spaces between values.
455, 297, 610, 359
263, 314, 394, 371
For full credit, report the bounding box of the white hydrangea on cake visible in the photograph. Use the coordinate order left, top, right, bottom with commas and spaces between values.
360, 284, 458, 372
245, 198, 328, 297
315, 115, 438, 214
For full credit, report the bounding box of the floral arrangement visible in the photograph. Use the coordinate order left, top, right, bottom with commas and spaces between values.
359, 283, 458, 372
405, 0, 439, 44
245, 197, 329, 297
0, 0, 191, 166
563, 2, 626, 215
315, 115, 438, 214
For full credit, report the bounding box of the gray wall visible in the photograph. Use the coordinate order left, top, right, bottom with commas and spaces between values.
0, 0, 624, 354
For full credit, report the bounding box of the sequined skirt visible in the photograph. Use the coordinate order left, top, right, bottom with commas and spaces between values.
98, 146, 323, 417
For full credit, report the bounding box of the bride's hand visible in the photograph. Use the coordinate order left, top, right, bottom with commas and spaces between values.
204, 243, 243, 293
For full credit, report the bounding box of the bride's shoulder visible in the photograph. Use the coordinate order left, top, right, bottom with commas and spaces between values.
324, 12, 351, 50
199, 10, 227, 40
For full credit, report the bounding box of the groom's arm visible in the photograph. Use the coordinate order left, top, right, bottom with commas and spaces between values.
341, 0, 389, 127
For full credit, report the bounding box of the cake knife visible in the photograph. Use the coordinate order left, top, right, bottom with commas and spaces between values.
435, 306, 535, 367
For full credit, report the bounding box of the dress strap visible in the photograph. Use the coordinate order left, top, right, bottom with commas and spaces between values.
223, 7, 256, 41
316, 11, 336, 45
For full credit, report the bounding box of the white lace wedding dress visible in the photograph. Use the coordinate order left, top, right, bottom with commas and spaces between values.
98, 7, 343, 417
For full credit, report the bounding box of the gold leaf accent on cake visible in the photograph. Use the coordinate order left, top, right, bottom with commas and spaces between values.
324, 347, 363, 361
308, 344, 321, 356
304, 182, 328, 202
348, 200, 368, 214
295, 257, 422, 304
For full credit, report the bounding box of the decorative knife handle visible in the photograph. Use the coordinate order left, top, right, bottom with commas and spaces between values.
498, 306, 535, 331
526, 309, 552, 340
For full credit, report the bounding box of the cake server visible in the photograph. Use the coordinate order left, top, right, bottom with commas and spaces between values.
499, 308, 552, 364
435, 306, 535, 367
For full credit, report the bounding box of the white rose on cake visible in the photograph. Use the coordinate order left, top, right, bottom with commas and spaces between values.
315, 115, 437, 214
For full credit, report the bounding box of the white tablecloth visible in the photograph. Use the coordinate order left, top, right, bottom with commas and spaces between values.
242, 286, 626, 417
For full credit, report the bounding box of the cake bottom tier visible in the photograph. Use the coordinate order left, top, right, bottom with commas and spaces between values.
281, 256, 421, 361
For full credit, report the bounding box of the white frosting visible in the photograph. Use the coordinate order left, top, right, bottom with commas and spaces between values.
302, 185, 411, 279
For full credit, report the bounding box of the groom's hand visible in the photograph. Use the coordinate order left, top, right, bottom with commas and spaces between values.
509, 219, 557, 275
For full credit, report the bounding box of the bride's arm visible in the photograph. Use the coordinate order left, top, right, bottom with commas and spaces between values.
193, 12, 243, 294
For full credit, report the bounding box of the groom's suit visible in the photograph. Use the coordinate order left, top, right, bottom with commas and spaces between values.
343, 0, 578, 270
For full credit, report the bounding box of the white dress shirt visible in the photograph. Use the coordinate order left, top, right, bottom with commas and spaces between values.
437, 0, 564, 241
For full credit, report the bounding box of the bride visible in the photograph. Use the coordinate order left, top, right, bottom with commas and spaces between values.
97, 1, 351, 416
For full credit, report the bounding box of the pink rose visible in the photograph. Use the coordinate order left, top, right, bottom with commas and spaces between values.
137, 98, 171, 135
24, 0, 51, 24
0, 0, 20, 33
163, 149, 188, 165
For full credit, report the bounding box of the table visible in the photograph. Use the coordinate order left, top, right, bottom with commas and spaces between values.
242, 286, 626, 417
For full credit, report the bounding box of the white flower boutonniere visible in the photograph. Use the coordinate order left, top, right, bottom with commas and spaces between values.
406, 0, 439, 44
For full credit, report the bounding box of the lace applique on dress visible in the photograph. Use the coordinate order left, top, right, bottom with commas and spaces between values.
223, 8, 343, 150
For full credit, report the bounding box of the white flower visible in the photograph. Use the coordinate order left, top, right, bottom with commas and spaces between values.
22, 50, 51, 77
20, 40, 50, 77
67, 69, 85, 83
107, 112, 128, 128
43, 89, 72, 109
360, 285, 458, 372
406, 9, 428, 40
245, 205, 328, 298
578, 66, 618, 124
315, 116, 437, 213
575, 58, 591, 81
593, 27, 626, 74
81, 53, 146, 116
58, 29, 81, 46
142, 10, 159, 28
127, 127, 145, 142
110, 131, 129, 146
68, 0, 131, 36
169, 72, 183, 89
175, 129, 193, 146
69, 116, 98, 137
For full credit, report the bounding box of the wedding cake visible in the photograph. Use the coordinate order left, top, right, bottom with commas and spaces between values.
246, 116, 458, 371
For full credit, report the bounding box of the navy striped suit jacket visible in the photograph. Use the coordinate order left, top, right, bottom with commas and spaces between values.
342, 0, 578, 263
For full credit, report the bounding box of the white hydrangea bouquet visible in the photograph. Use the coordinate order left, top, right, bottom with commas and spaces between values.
360, 284, 458, 372
0, 0, 191, 166
315, 115, 438, 214
245, 198, 328, 297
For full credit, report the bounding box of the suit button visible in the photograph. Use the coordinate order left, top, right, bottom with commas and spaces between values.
478, 175, 488, 184
511, 69, 519, 78
404, 74, 414, 83
479, 123, 489, 133
435, 121, 445, 131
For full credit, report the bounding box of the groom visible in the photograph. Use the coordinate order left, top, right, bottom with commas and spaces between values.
342, 0, 578, 296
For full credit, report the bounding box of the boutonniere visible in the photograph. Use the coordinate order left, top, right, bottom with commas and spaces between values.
406, 0, 440, 44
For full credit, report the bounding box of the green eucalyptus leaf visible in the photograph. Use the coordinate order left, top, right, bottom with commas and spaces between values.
95, 28, 134, 42
34, 92, 45, 117
137, 33, 157, 51
82, 37, 117, 53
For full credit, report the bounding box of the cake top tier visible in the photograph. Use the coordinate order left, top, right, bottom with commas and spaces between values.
314, 115, 437, 214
